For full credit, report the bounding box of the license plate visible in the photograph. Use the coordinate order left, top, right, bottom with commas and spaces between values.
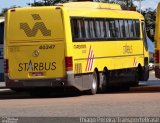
31, 72, 43, 76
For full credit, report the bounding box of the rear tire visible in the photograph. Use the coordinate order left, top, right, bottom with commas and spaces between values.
143, 66, 149, 81
102, 70, 108, 92
132, 68, 139, 87
138, 65, 149, 81
88, 71, 98, 95
101, 68, 109, 92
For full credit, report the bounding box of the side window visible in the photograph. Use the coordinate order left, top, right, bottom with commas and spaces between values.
109, 20, 116, 38
142, 22, 148, 51
135, 20, 140, 38
99, 20, 105, 38
89, 19, 95, 39
124, 20, 129, 38
95, 19, 106, 39
128, 20, 134, 38
77, 20, 85, 39
119, 20, 125, 38
84, 20, 90, 39
71, 17, 141, 41
105, 20, 111, 38
95, 20, 101, 38
115, 20, 121, 38
132, 20, 137, 38
71, 19, 78, 40
71, 18, 85, 41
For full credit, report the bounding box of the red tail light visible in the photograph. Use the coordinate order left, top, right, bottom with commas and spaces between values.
154, 50, 160, 63
4, 59, 9, 73
11, 9, 16, 12
65, 57, 73, 71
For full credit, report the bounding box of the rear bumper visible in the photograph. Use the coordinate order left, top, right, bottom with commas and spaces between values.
5, 76, 69, 88
4, 71, 85, 91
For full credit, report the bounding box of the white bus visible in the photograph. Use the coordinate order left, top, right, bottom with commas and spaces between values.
0, 18, 4, 81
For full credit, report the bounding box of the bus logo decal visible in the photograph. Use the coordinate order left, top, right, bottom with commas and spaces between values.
86, 46, 94, 71
33, 50, 39, 57
20, 14, 51, 37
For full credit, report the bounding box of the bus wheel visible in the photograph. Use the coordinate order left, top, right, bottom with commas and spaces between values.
133, 68, 139, 87
88, 71, 98, 95
143, 66, 149, 81
101, 68, 109, 92
138, 65, 149, 81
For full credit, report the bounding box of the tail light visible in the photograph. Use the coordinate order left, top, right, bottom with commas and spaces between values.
154, 50, 160, 63
4, 59, 9, 73
65, 57, 73, 71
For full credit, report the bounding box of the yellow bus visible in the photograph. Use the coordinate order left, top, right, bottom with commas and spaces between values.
4, 2, 149, 95
155, 3, 160, 78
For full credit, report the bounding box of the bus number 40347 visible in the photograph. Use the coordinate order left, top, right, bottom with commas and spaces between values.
39, 45, 55, 50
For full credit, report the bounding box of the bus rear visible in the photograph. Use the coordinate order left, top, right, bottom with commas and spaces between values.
4, 7, 67, 88
155, 3, 160, 78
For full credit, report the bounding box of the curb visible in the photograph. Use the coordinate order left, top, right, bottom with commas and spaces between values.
130, 85, 160, 92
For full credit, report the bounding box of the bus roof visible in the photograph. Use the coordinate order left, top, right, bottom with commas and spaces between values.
7, 2, 144, 20
58, 2, 122, 10
60, 2, 144, 20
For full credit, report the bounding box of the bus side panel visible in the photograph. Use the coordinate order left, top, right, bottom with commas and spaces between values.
73, 41, 144, 73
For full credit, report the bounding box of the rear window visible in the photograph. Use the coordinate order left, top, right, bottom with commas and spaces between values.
0, 22, 4, 44
7, 9, 64, 42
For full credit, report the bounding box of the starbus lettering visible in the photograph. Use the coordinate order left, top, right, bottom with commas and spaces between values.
18, 60, 56, 71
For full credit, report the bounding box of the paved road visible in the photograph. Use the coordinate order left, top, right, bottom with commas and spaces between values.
0, 71, 159, 123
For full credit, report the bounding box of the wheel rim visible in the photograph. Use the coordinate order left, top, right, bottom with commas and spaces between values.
92, 76, 97, 90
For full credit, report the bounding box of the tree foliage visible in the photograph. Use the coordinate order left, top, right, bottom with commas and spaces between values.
105, 0, 134, 7
28, 0, 69, 6
141, 8, 156, 41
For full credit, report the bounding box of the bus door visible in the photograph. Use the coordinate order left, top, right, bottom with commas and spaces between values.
141, 21, 149, 81
141, 21, 148, 56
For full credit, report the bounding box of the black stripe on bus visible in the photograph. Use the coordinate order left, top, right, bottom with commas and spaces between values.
74, 54, 144, 61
